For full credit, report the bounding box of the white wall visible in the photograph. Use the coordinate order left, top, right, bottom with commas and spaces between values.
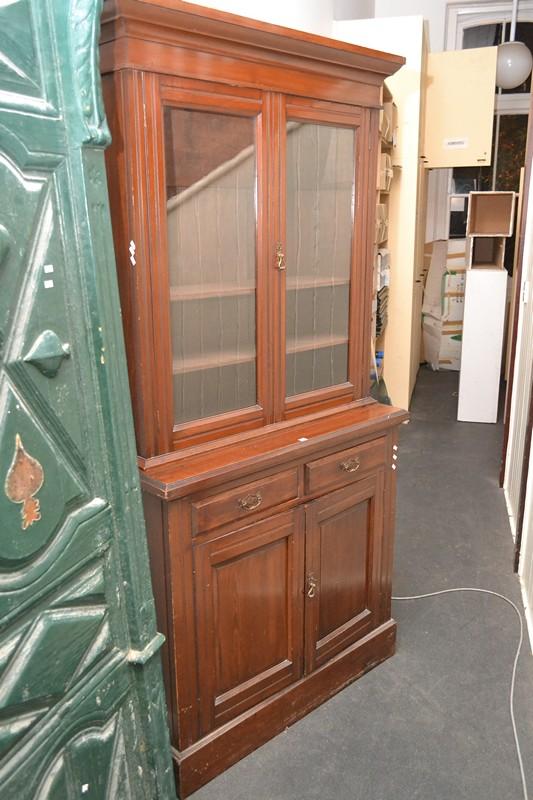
519, 442, 533, 651
334, 0, 375, 20
374, 0, 446, 51
183, 0, 335, 36
505, 165, 533, 535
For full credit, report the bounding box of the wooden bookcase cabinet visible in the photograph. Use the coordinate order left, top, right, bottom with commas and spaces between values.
100, 1, 407, 795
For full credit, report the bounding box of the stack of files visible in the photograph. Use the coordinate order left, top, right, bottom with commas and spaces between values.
376, 286, 389, 336
376, 248, 390, 290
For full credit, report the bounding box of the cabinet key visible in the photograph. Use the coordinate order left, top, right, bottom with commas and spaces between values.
339, 457, 360, 473
237, 491, 262, 511
307, 574, 318, 599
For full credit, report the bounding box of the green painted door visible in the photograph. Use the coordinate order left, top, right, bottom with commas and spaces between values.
0, 1, 176, 797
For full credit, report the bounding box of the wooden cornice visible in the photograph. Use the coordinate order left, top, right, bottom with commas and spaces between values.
101, 0, 405, 93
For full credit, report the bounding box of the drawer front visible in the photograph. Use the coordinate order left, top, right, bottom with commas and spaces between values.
192, 469, 299, 534
305, 437, 387, 495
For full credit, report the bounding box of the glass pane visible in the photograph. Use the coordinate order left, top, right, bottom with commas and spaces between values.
463, 23, 502, 50
285, 122, 355, 398
164, 108, 257, 424
494, 114, 528, 192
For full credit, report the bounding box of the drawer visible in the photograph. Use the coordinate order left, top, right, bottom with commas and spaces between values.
305, 437, 387, 495
191, 469, 299, 534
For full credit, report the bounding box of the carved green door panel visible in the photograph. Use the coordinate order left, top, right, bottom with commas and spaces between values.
0, 2, 175, 798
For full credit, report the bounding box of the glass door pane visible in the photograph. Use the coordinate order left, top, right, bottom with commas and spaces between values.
164, 107, 257, 424
285, 122, 355, 398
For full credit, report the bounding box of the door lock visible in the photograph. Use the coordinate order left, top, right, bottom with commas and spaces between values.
307, 574, 318, 599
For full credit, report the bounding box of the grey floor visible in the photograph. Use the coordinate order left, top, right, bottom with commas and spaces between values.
190, 369, 533, 800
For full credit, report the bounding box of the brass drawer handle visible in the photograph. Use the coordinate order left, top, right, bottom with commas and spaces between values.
307, 574, 318, 599
237, 491, 262, 511
339, 457, 360, 473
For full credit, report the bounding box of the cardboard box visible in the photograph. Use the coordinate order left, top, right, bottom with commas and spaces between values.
423, 315, 462, 371
439, 322, 463, 371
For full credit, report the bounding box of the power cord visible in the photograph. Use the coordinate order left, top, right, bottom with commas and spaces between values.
392, 588, 528, 800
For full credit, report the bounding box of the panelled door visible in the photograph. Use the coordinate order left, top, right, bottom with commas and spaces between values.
193, 511, 304, 734
0, 2, 174, 797
304, 473, 385, 672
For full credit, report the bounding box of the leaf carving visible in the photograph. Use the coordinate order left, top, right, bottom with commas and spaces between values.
5, 435, 44, 530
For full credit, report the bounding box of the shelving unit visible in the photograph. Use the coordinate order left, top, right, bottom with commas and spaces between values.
465, 190, 517, 271
372, 85, 396, 387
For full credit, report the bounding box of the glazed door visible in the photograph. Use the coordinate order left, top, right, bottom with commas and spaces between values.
279, 98, 373, 419
304, 473, 385, 673
0, 2, 174, 797
155, 78, 270, 449
194, 511, 304, 735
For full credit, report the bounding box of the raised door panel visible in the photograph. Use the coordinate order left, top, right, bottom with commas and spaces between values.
194, 510, 304, 735
305, 473, 385, 672
423, 47, 497, 169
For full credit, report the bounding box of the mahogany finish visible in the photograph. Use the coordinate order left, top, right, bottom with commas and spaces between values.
100, 2, 406, 795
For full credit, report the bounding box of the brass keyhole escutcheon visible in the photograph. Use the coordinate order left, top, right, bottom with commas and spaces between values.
276, 242, 286, 271
307, 574, 318, 599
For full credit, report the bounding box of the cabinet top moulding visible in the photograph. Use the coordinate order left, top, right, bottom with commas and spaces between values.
100, 0, 405, 108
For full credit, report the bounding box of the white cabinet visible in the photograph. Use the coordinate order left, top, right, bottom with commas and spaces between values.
457, 269, 507, 423
422, 47, 497, 169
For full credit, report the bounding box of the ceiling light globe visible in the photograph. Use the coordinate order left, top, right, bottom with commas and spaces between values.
496, 40, 533, 89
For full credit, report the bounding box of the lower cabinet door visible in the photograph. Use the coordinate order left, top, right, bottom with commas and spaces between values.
304, 471, 385, 672
193, 510, 304, 735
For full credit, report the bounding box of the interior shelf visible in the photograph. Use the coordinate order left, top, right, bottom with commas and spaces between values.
170, 283, 256, 301
286, 334, 348, 355
170, 277, 349, 299
173, 334, 348, 375
173, 350, 255, 374
286, 276, 350, 290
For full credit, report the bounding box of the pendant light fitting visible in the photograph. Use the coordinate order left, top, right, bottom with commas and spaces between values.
496, 0, 533, 90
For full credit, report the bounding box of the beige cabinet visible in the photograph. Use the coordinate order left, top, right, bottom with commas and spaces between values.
422, 47, 497, 169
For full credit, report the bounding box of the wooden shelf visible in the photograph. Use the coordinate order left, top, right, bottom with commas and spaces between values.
170, 277, 350, 300
170, 283, 255, 301
174, 333, 348, 374
286, 334, 348, 355
173, 350, 255, 374
286, 277, 350, 291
